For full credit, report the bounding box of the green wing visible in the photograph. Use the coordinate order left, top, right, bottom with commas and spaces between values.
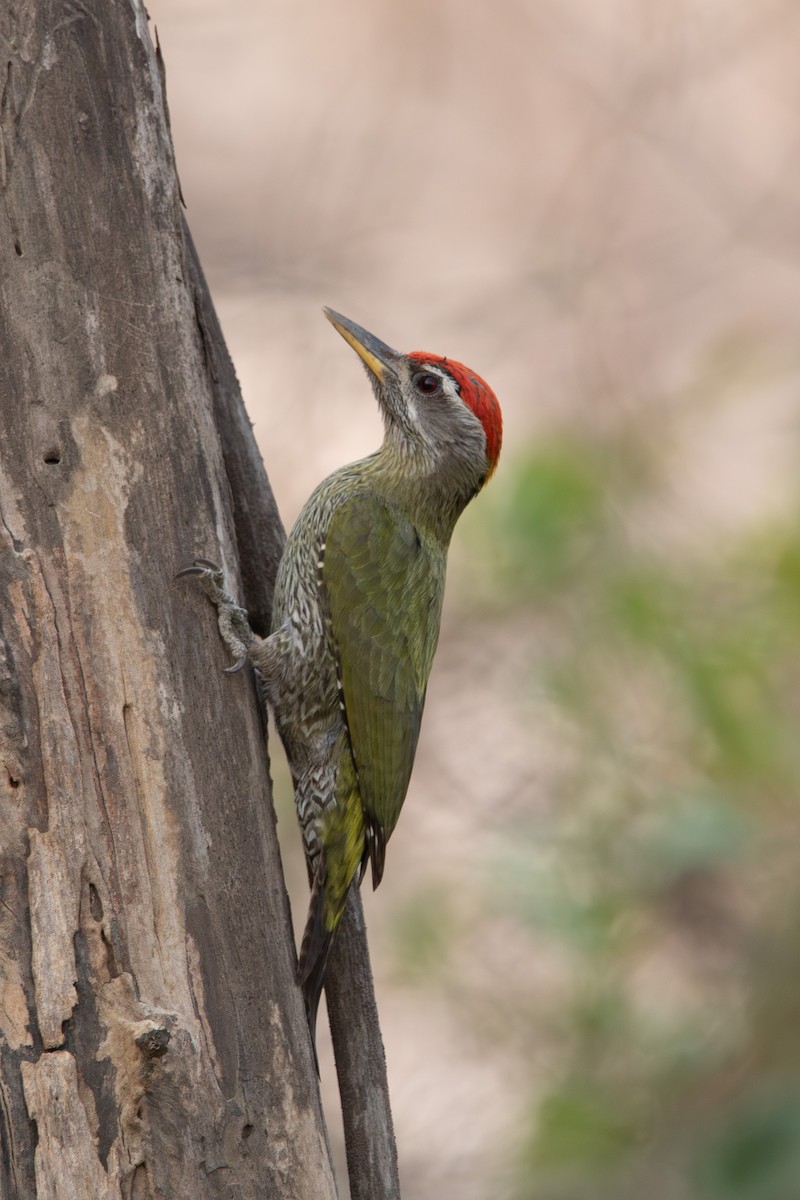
323, 493, 444, 886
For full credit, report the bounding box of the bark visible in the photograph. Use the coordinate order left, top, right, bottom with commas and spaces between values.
0, 3, 334, 1197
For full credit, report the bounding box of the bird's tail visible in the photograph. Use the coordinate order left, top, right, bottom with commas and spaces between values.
298, 851, 334, 1057
297, 779, 366, 1059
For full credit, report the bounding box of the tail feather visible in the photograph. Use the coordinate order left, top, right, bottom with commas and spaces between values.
365, 813, 387, 889
298, 852, 334, 1061
298, 796, 367, 1063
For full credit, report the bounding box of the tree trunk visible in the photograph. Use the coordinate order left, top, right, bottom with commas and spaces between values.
0, 4, 335, 1196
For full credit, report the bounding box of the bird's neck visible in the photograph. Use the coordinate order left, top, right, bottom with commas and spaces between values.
358, 437, 483, 544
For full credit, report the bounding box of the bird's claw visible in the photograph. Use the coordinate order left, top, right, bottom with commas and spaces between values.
177, 556, 253, 671
175, 557, 223, 582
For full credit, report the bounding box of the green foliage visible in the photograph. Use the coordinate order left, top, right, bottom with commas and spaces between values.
528, 1082, 640, 1173
450, 425, 800, 1199
455, 440, 612, 606
389, 887, 455, 982
694, 1086, 800, 1200
497, 442, 606, 591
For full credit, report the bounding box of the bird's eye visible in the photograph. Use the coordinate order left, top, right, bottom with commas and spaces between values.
413, 373, 441, 395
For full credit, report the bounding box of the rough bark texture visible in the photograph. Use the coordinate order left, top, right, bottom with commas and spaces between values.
0, 3, 335, 1197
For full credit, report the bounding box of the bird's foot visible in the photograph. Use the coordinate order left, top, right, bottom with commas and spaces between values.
176, 557, 255, 672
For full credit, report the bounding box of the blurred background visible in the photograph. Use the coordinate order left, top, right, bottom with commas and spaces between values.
153, 3, 800, 1197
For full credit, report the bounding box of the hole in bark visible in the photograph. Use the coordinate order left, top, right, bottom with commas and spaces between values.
241, 1123, 254, 1140
136, 1026, 170, 1059
43, 448, 61, 465
14, 241, 22, 256
7, 771, 19, 789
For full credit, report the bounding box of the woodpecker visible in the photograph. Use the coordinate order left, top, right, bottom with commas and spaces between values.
180, 309, 502, 1039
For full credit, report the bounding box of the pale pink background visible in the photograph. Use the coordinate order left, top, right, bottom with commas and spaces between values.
150, 3, 800, 1195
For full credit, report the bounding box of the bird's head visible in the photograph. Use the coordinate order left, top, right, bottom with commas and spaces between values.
324, 309, 502, 500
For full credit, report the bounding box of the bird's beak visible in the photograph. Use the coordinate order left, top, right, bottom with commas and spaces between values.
324, 308, 400, 382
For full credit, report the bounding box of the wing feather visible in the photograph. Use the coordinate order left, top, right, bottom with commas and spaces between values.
323, 494, 444, 886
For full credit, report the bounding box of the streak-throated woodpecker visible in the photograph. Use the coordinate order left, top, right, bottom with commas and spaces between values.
180, 309, 502, 1038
